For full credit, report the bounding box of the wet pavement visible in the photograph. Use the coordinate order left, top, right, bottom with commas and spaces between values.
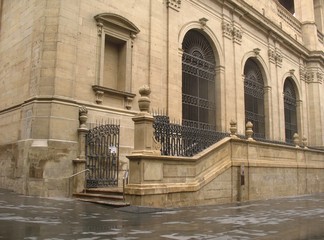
0, 189, 324, 240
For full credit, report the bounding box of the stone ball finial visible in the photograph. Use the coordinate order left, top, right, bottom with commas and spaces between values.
139, 85, 151, 96
138, 85, 151, 112
230, 120, 238, 138
79, 105, 88, 115
245, 121, 254, 140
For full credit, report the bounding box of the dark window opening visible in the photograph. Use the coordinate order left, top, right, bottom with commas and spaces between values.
182, 30, 216, 130
284, 78, 297, 143
244, 59, 265, 139
278, 0, 295, 15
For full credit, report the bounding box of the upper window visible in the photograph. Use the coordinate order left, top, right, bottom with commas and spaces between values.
93, 13, 139, 108
278, 0, 295, 15
182, 30, 216, 129
284, 78, 297, 143
244, 58, 265, 139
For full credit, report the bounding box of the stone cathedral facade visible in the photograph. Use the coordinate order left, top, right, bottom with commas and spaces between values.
0, 0, 323, 206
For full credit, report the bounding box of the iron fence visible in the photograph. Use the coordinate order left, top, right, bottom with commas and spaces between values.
153, 115, 230, 156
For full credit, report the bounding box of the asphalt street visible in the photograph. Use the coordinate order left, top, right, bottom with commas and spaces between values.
0, 189, 324, 239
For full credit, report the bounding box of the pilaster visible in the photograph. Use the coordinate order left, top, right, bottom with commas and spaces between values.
263, 86, 273, 139
232, 18, 244, 135
221, 5, 245, 133
304, 65, 324, 146
267, 34, 283, 141
295, 0, 318, 50
167, 0, 182, 120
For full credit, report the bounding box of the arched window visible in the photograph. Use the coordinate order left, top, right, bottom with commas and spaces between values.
244, 58, 265, 138
284, 78, 297, 143
182, 30, 216, 129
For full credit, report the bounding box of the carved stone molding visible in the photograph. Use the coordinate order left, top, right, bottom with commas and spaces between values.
199, 17, 208, 30
97, 22, 103, 36
300, 63, 324, 83
275, 49, 283, 67
92, 85, 136, 108
94, 13, 140, 38
222, 21, 233, 40
268, 47, 283, 67
305, 71, 315, 83
253, 48, 261, 55
317, 72, 323, 83
95, 90, 104, 104
268, 48, 276, 64
233, 27, 242, 44
299, 63, 306, 81
167, 0, 181, 11
130, 33, 137, 47
222, 20, 242, 44
304, 68, 323, 84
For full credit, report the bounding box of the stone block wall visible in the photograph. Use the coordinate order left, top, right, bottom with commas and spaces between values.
0, 0, 323, 199
126, 138, 324, 207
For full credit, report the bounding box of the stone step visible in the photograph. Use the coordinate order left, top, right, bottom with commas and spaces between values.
74, 192, 124, 200
73, 188, 129, 207
82, 187, 124, 195
75, 197, 130, 207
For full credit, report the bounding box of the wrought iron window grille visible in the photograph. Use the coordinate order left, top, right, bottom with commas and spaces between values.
182, 30, 216, 133
244, 59, 265, 138
284, 79, 297, 143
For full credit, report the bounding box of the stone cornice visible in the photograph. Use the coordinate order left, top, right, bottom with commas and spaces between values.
0, 96, 138, 117
308, 51, 324, 66
215, 0, 310, 58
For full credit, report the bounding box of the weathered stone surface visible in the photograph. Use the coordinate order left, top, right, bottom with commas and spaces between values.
126, 139, 324, 207
0, 0, 323, 203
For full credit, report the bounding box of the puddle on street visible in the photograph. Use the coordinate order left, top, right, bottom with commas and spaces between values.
0, 189, 324, 239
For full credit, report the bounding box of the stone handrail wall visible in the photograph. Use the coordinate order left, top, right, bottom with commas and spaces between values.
126, 86, 324, 207
126, 137, 324, 207
126, 138, 232, 195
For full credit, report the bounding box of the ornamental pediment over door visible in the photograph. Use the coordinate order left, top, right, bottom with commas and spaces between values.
94, 13, 140, 34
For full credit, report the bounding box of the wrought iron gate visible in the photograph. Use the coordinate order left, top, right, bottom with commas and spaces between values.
85, 123, 119, 188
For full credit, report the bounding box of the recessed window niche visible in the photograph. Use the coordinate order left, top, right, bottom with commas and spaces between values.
93, 13, 140, 109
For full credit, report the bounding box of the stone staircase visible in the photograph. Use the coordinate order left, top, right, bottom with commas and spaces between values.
73, 188, 130, 207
